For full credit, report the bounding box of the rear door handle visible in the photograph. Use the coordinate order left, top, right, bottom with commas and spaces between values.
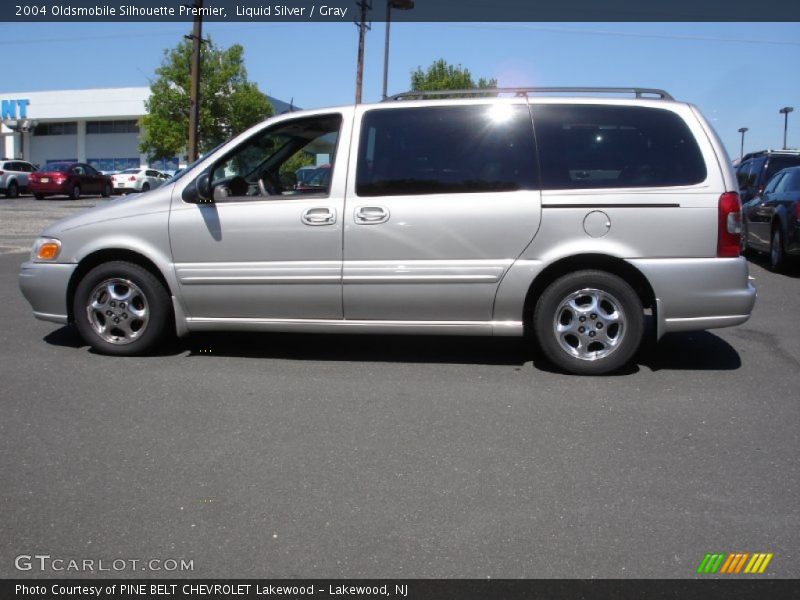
355, 205, 390, 225
301, 207, 336, 226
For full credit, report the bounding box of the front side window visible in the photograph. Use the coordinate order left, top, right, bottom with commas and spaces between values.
356, 104, 539, 197
209, 114, 341, 201
532, 104, 707, 189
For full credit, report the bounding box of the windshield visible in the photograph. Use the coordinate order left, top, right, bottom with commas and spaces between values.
120, 169, 140, 174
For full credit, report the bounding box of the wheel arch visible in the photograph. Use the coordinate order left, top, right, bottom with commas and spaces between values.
522, 253, 656, 331
66, 249, 174, 323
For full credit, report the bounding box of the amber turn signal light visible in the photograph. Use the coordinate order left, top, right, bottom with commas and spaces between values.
33, 238, 61, 261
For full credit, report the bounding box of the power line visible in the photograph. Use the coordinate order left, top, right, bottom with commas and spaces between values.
445, 23, 800, 47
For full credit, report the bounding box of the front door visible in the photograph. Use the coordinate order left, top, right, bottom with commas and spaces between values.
169, 110, 350, 321
342, 102, 542, 323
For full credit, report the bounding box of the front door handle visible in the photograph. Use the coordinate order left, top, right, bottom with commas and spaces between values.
301, 207, 336, 226
355, 205, 390, 225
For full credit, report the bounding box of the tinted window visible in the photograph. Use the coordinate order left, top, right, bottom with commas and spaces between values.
44, 162, 73, 172
736, 161, 753, 188
356, 104, 538, 197
532, 104, 706, 189
783, 169, 800, 192
765, 156, 800, 181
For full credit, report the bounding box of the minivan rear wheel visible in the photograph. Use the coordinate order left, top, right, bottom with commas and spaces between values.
73, 261, 171, 356
534, 270, 644, 375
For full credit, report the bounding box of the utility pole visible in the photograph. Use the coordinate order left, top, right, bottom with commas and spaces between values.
186, 0, 204, 163
738, 127, 748, 161
779, 106, 794, 150
382, 0, 414, 100
354, 0, 371, 104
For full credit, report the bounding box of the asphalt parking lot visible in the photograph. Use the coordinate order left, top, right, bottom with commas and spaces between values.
0, 196, 798, 579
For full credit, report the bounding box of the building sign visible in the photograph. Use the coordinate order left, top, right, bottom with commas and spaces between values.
2, 99, 30, 120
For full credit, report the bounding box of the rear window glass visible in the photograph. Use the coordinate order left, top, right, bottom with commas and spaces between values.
765, 156, 800, 180
356, 104, 539, 197
44, 163, 72, 172
532, 104, 706, 189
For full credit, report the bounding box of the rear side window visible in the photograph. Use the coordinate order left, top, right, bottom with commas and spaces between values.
356, 104, 539, 197
532, 104, 706, 189
774, 169, 800, 193
784, 170, 800, 192
765, 156, 800, 181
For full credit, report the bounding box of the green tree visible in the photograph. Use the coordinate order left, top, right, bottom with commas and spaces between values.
410, 59, 497, 96
139, 38, 273, 160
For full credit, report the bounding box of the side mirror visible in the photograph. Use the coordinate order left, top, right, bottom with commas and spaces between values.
182, 171, 214, 204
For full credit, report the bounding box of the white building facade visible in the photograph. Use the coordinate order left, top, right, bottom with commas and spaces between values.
1, 87, 293, 173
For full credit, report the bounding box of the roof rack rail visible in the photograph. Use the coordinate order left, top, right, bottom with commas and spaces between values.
385, 87, 674, 101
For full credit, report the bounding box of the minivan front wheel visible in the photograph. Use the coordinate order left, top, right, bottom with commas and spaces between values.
74, 261, 171, 356
534, 271, 644, 375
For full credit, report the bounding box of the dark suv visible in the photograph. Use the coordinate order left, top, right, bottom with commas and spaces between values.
736, 150, 800, 203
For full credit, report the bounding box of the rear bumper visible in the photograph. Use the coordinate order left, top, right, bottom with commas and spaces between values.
29, 182, 70, 195
628, 257, 757, 339
18, 261, 77, 324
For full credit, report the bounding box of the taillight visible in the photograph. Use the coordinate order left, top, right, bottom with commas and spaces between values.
0, 171, 4, 176
717, 192, 741, 258
795, 201, 800, 221
128, 176, 136, 182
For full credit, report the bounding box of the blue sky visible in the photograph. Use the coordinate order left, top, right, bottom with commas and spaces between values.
1, 21, 798, 158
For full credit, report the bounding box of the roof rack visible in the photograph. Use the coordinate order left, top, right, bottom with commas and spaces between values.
385, 87, 674, 101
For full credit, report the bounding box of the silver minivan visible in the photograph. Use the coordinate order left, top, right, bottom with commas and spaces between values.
19, 88, 756, 374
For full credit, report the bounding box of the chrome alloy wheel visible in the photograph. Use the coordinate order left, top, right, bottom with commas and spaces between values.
552, 288, 626, 361
85, 278, 149, 345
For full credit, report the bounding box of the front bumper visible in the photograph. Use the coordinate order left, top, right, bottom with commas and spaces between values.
18, 261, 78, 324
628, 257, 757, 339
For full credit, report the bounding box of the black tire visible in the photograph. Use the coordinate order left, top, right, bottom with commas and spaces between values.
141, 182, 150, 192
73, 261, 172, 356
6, 181, 18, 198
70, 185, 81, 200
102, 183, 112, 198
769, 226, 785, 272
34, 193, 45, 200
533, 270, 644, 375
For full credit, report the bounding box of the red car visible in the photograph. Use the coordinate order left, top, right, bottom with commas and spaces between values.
29, 162, 112, 200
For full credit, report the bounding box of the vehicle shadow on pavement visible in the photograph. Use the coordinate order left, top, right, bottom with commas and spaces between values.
745, 252, 800, 279
184, 332, 533, 366
43, 326, 741, 372
638, 331, 741, 371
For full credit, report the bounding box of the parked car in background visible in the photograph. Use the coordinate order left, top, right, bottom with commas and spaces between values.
295, 165, 318, 187
19, 87, 756, 375
296, 164, 331, 192
0, 159, 37, 198
29, 162, 112, 200
111, 168, 166, 194
736, 150, 800, 203
741, 165, 800, 270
